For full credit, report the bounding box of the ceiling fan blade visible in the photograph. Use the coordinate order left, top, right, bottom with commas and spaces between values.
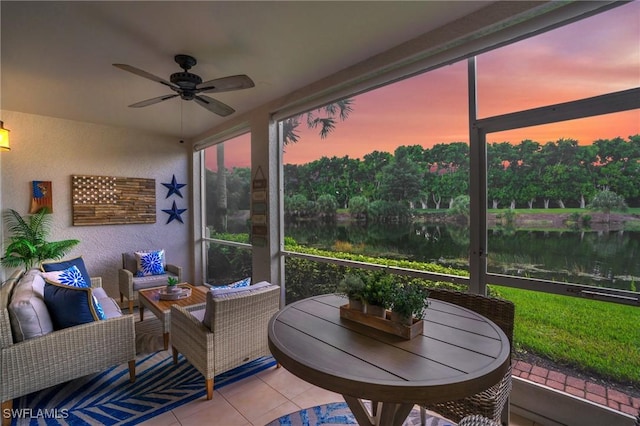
113, 63, 179, 90
196, 75, 255, 93
129, 94, 178, 108
194, 95, 235, 117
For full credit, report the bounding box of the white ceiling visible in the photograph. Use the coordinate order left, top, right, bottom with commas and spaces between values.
1, 1, 494, 140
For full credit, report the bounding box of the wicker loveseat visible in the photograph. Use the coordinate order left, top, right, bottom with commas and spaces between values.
170, 281, 280, 399
1, 269, 136, 426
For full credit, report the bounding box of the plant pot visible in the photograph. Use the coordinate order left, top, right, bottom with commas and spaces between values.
388, 311, 413, 326
349, 298, 364, 312
365, 303, 386, 318
166, 285, 180, 293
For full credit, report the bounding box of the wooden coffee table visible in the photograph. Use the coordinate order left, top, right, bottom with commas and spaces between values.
138, 283, 206, 350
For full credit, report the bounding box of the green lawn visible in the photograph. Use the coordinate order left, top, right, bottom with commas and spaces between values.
494, 285, 640, 384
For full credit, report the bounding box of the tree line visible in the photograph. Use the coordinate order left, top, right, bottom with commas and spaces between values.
207, 136, 639, 227
283, 136, 640, 216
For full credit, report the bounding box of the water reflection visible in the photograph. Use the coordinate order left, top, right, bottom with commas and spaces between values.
284, 220, 640, 292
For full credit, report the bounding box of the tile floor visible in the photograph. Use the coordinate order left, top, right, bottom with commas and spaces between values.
137, 364, 541, 426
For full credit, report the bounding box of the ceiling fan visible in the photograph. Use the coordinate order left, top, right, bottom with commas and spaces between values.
113, 54, 254, 117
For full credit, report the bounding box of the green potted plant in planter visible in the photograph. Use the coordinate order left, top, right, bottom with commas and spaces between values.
338, 273, 366, 311
1, 208, 79, 270
361, 270, 394, 318
167, 276, 180, 293
389, 281, 430, 325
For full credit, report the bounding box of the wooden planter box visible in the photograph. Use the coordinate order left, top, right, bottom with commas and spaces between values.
339, 304, 423, 339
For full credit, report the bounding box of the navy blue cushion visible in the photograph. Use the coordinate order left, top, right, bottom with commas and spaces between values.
41, 266, 106, 321
42, 257, 92, 287
43, 282, 100, 329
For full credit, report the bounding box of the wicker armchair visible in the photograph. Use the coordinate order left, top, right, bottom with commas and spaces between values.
420, 288, 515, 426
170, 282, 280, 400
118, 251, 182, 313
1, 269, 136, 426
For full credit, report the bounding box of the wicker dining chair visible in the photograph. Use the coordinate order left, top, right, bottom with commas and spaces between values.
420, 288, 515, 426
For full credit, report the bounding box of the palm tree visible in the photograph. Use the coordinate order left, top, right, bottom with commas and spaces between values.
215, 143, 228, 232
1, 208, 79, 269
213, 99, 354, 230
282, 99, 354, 146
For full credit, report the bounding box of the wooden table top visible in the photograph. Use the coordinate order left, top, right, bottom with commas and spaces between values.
268, 294, 510, 405
138, 283, 206, 313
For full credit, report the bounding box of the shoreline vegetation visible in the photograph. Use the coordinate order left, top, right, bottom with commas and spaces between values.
329, 209, 640, 286
333, 208, 640, 230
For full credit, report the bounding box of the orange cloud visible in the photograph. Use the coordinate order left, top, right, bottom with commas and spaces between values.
221, 3, 639, 169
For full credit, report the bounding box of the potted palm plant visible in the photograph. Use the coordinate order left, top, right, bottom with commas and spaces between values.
1, 208, 79, 269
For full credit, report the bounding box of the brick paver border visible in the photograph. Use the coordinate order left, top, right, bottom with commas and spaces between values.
513, 360, 640, 416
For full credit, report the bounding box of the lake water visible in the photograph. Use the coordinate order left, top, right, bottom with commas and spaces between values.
284, 221, 640, 292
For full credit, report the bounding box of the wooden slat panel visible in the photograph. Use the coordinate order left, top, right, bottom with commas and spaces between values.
424, 306, 499, 338
282, 303, 476, 381
304, 296, 503, 350
271, 320, 400, 381
295, 298, 501, 377
421, 322, 504, 358
72, 175, 156, 225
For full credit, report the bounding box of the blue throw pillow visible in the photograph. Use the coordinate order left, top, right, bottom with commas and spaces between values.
42, 257, 92, 288
214, 277, 251, 289
42, 264, 86, 287
134, 250, 166, 277
41, 266, 106, 320
43, 282, 101, 329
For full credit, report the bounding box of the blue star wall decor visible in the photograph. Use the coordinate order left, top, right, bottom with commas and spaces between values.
162, 201, 187, 224
162, 175, 186, 198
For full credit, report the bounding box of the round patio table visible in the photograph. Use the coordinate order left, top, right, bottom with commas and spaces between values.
268, 294, 510, 426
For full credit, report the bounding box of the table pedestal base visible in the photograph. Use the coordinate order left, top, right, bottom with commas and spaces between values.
343, 395, 415, 426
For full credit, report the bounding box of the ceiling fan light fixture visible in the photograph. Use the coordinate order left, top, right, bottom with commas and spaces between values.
0, 121, 10, 151
170, 71, 202, 88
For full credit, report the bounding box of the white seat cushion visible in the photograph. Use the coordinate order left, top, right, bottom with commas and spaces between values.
131, 272, 178, 291
93, 287, 123, 319
190, 308, 206, 323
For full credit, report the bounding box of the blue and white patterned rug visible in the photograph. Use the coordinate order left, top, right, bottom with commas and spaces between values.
11, 318, 276, 425
266, 401, 456, 426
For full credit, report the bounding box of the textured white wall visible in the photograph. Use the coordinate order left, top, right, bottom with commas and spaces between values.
0, 110, 192, 296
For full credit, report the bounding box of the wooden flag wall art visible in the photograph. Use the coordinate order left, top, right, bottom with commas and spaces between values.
72, 175, 155, 225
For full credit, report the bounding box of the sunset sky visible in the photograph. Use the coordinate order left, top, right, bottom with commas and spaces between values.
209, 2, 639, 170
